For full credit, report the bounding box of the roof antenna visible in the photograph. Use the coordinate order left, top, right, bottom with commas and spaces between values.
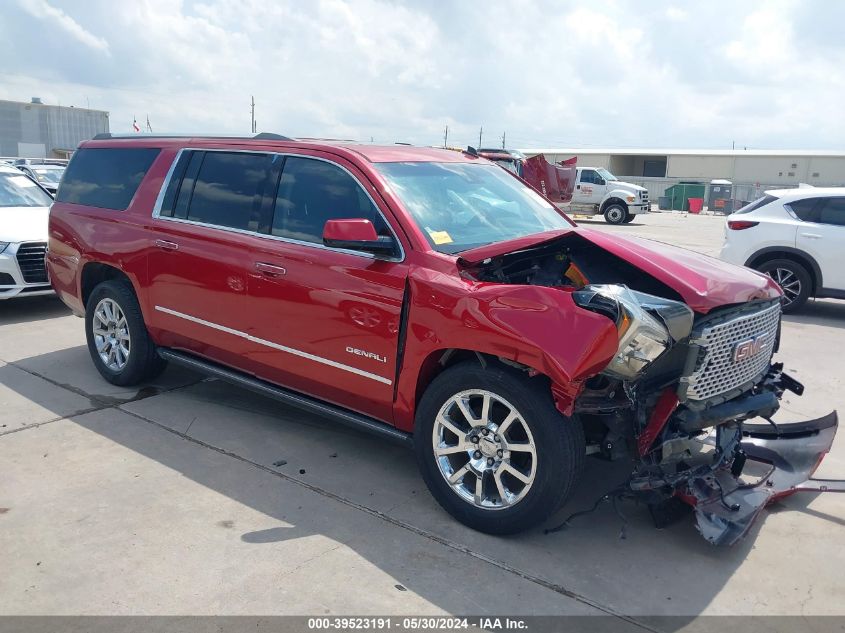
464, 146, 479, 157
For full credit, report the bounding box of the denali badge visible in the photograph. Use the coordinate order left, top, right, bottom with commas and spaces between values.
732, 334, 769, 362
346, 346, 388, 363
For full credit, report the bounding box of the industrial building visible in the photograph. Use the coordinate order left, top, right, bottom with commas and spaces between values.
0, 98, 109, 159
520, 147, 845, 208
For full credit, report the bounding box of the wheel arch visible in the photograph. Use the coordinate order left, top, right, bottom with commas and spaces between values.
745, 247, 822, 294
80, 262, 136, 308
600, 197, 628, 212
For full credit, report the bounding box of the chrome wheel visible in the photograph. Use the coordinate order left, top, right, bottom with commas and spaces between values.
432, 389, 537, 510
92, 298, 131, 371
768, 267, 802, 306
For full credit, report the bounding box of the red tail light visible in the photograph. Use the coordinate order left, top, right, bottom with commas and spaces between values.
727, 220, 759, 230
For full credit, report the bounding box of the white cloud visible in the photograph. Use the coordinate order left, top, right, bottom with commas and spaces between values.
15, 0, 109, 54
1, 0, 844, 148
665, 6, 689, 21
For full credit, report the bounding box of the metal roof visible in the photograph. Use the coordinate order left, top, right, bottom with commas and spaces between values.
519, 148, 845, 157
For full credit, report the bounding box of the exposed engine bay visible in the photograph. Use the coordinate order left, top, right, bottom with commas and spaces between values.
462, 233, 843, 545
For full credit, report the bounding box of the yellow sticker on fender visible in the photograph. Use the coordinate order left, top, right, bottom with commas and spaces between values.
428, 230, 453, 245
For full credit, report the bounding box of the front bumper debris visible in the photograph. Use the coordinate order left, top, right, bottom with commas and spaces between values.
692, 411, 841, 545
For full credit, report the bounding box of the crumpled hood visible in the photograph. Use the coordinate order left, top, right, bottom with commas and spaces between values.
0, 206, 50, 243
457, 227, 781, 314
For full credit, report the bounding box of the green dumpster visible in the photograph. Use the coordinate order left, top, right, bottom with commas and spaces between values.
664, 182, 706, 211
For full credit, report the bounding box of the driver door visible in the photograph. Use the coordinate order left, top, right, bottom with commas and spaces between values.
576, 169, 606, 205
247, 153, 408, 422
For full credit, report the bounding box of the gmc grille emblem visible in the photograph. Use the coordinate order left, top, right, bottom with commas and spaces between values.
732, 334, 769, 362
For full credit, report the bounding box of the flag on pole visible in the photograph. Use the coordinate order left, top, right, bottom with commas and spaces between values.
146, 115, 153, 133
132, 117, 140, 133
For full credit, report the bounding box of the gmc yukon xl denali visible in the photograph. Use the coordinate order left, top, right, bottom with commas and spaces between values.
48, 135, 842, 545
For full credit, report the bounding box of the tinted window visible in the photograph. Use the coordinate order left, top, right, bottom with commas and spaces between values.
271, 157, 389, 243
0, 172, 53, 207
580, 170, 598, 184
785, 197, 819, 222
185, 152, 273, 231
735, 194, 778, 215
818, 197, 845, 227
56, 147, 160, 210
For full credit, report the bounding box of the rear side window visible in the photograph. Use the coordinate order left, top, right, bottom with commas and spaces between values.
818, 197, 845, 227
166, 151, 274, 231
271, 157, 390, 244
785, 198, 819, 222
734, 194, 777, 215
56, 147, 160, 210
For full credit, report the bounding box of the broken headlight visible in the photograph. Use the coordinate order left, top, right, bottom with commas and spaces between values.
572, 285, 694, 379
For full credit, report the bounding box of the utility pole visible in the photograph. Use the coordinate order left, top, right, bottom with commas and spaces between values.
250, 96, 256, 133
478, 126, 483, 148
502, 131, 506, 149
732, 140, 735, 150
443, 124, 448, 148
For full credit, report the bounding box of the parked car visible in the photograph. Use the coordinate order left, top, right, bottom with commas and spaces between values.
0, 164, 54, 299
18, 164, 65, 195
720, 188, 845, 313
47, 135, 840, 545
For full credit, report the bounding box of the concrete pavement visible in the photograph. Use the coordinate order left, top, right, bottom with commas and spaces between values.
1, 212, 843, 620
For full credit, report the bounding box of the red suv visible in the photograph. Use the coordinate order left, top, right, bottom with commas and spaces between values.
47, 135, 840, 545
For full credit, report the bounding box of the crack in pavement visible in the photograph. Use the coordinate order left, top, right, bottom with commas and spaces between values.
115, 406, 660, 632
0, 362, 202, 438
2, 366, 658, 631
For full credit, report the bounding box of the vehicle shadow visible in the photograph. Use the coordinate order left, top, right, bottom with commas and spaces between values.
0, 295, 70, 326
783, 299, 845, 328
7, 343, 834, 621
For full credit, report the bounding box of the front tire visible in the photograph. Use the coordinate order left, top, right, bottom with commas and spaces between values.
414, 362, 584, 535
85, 279, 166, 385
622, 212, 635, 223
603, 203, 627, 224
755, 258, 811, 313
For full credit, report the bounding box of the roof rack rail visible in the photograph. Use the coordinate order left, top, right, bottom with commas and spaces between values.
91, 132, 294, 141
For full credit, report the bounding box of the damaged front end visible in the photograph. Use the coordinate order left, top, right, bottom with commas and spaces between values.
572, 286, 842, 545
459, 232, 842, 544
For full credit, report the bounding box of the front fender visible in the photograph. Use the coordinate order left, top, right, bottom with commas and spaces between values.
392, 266, 618, 431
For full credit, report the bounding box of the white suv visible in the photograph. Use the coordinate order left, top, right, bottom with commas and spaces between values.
0, 164, 54, 300
720, 188, 845, 313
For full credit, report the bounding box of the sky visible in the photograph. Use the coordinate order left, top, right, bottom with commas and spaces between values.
1, 0, 844, 150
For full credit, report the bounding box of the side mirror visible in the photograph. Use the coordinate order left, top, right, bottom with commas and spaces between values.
322, 219, 398, 256
596, 178, 606, 186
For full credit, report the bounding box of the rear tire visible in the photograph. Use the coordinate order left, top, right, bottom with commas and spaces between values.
414, 362, 584, 535
85, 279, 167, 385
755, 258, 811, 313
603, 203, 627, 224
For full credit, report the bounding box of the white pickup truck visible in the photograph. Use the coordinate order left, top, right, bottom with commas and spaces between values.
564, 167, 650, 224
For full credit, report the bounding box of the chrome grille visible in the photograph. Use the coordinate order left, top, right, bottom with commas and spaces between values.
16, 242, 48, 284
682, 303, 781, 401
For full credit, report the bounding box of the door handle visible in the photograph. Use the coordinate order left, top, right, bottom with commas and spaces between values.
576, 185, 581, 189
255, 262, 287, 277
800, 232, 822, 239
154, 239, 179, 251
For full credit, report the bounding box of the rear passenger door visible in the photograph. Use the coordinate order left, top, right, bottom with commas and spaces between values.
247, 154, 408, 423
796, 196, 845, 292
146, 149, 280, 370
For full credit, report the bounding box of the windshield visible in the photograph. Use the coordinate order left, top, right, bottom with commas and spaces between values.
32, 167, 64, 184
0, 172, 53, 207
490, 158, 523, 178
596, 168, 618, 182
376, 162, 573, 253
